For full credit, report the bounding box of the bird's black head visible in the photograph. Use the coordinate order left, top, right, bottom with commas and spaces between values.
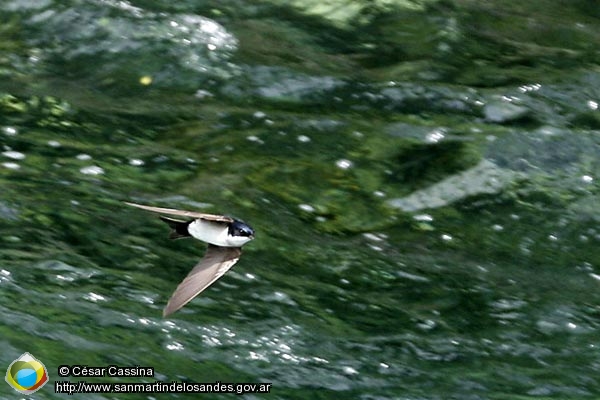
229, 220, 255, 237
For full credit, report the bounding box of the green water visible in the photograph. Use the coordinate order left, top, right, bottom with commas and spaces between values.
0, 0, 599, 398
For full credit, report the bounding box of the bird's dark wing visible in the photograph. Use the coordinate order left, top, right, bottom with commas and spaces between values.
125, 202, 233, 222
163, 245, 241, 317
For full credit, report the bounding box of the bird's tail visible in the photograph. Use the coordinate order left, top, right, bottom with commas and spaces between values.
159, 216, 192, 239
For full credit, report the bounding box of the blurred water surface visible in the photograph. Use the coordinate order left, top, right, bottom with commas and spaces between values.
0, 0, 599, 398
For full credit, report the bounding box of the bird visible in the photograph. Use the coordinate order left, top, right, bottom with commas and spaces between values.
125, 202, 255, 317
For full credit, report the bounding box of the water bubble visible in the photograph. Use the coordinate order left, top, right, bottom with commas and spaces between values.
246, 135, 263, 144
2, 127, 18, 136
298, 204, 315, 213
335, 159, 353, 169
2, 162, 20, 170
84, 292, 106, 302
425, 129, 446, 143
76, 153, 92, 161
417, 319, 437, 330
166, 341, 184, 351
581, 175, 593, 183
129, 158, 145, 166
80, 165, 105, 175
413, 214, 433, 222
363, 233, 384, 242
589, 273, 600, 281
248, 351, 268, 361
2, 150, 25, 160
368, 244, 383, 252
518, 83, 542, 92
194, 89, 213, 99
342, 366, 359, 375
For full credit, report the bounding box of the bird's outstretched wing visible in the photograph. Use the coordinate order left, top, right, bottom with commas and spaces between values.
163, 245, 241, 317
125, 202, 233, 222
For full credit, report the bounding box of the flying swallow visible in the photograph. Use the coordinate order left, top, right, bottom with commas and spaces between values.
125, 202, 255, 317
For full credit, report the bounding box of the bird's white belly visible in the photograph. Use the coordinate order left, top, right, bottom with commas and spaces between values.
188, 220, 233, 246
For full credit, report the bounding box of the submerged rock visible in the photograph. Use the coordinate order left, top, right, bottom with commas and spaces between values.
387, 159, 515, 212
484, 100, 530, 124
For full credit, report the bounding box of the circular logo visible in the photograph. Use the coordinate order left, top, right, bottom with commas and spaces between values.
5, 352, 49, 395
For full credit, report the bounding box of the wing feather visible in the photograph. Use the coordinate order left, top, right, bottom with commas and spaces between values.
163, 245, 241, 317
125, 202, 233, 222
